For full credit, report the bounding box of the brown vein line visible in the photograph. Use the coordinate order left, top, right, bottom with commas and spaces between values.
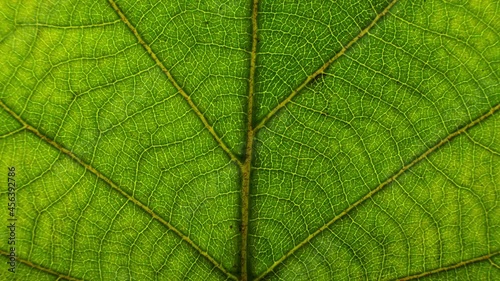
253, 0, 398, 132
255, 103, 500, 281
0, 100, 237, 281
0, 250, 83, 281
397, 251, 500, 280
106, 0, 242, 168
240, 0, 259, 280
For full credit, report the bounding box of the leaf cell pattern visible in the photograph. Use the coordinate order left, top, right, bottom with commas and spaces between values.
0, 0, 499, 280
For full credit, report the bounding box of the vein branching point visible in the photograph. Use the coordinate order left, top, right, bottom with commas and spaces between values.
107, 0, 242, 168
255, 102, 500, 281
0, 99, 238, 280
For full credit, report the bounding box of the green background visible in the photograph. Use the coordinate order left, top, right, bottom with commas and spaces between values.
0, 0, 499, 280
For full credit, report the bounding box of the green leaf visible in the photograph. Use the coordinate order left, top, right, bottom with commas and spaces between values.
0, 0, 499, 280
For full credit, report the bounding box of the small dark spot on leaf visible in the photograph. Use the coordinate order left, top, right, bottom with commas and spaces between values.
311, 72, 326, 85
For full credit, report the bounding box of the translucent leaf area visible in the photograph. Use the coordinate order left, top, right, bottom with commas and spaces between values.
0, 0, 499, 280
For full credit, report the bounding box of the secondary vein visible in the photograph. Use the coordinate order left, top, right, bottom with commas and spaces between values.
240, 0, 260, 280
398, 251, 500, 280
0, 250, 84, 281
107, 0, 242, 168
0, 100, 237, 281
253, 0, 399, 132
255, 102, 500, 280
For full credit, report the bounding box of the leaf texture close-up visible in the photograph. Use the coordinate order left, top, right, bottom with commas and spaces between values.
0, 0, 499, 280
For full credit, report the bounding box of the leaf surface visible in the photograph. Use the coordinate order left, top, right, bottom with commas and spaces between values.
0, 0, 499, 280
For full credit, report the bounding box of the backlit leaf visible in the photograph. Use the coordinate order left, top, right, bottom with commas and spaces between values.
0, 0, 499, 280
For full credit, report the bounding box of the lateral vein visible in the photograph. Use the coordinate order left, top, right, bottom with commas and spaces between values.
255, 103, 500, 280
253, 0, 399, 132
107, 0, 242, 168
0, 100, 237, 281
397, 251, 500, 280
0, 250, 84, 281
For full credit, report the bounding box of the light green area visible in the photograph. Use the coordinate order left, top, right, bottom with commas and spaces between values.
0, 0, 499, 280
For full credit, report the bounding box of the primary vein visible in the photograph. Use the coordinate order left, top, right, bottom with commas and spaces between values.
0, 100, 237, 281
107, 0, 242, 168
253, 0, 399, 132
240, 0, 260, 280
255, 102, 500, 280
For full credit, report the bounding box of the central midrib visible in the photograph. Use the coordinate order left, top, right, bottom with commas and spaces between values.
240, 0, 260, 280
240, 0, 399, 279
